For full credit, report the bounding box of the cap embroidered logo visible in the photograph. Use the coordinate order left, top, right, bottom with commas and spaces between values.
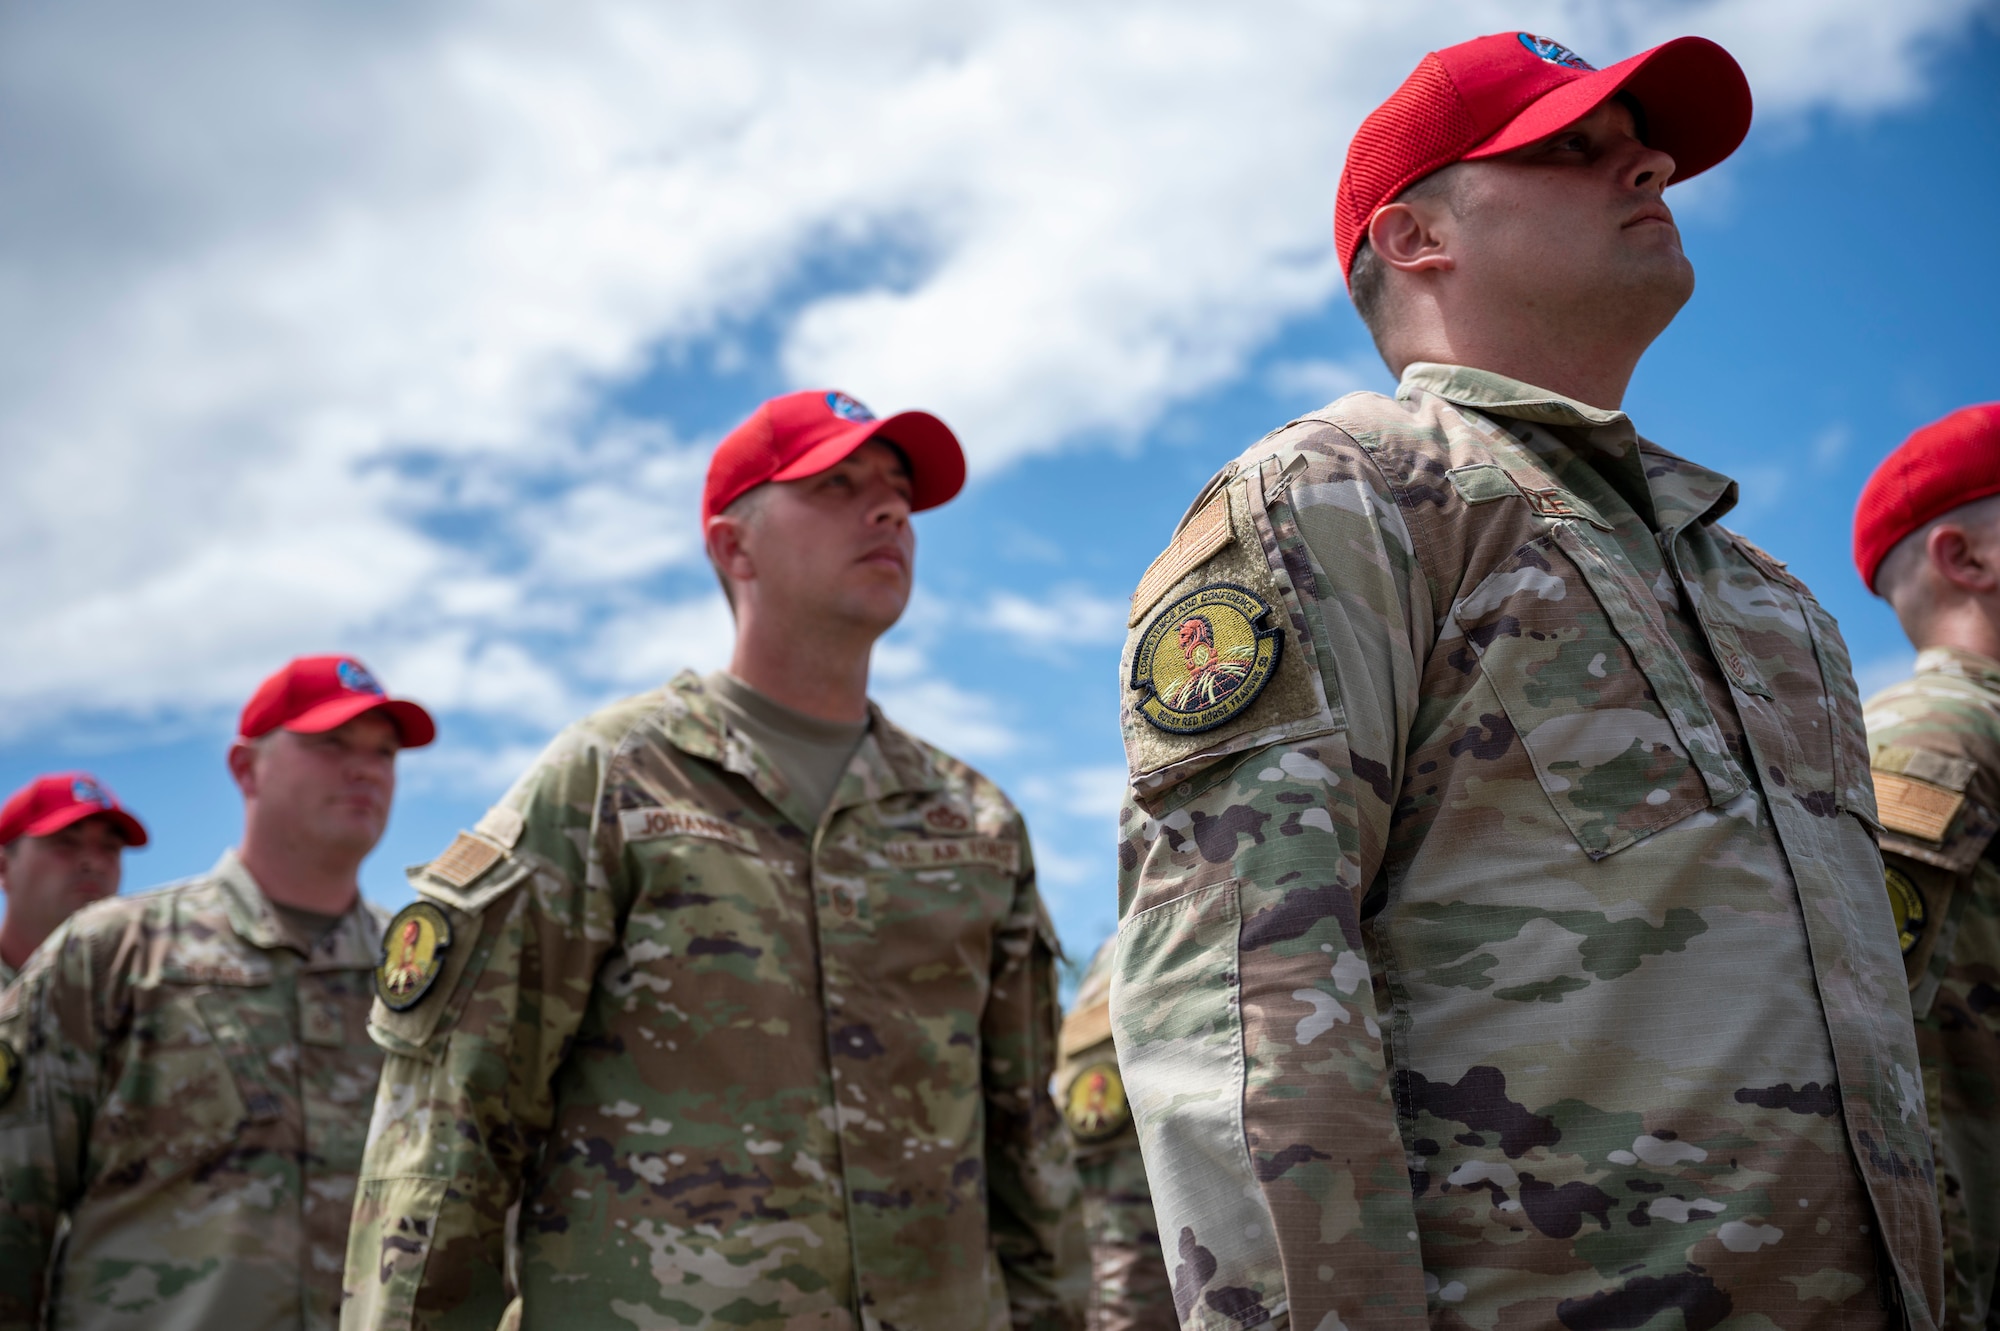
1517, 33, 1595, 70
70, 777, 109, 806
825, 391, 876, 423
337, 659, 385, 695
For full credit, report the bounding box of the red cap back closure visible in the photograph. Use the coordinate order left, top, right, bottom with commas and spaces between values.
1854, 404, 2000, 592
239, 655, 437, 748
0, 772, 148, 848
702, 390, 966, 527
1334, 31, 1752, 281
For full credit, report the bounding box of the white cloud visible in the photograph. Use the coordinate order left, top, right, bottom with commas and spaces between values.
985, 588, 1129, 651
1265, 357, 1396, 412
0, 0, 1983, 742
874, 677, 1018, 760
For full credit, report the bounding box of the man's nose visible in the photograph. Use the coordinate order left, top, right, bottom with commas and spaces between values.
1626, 139, 1678, 193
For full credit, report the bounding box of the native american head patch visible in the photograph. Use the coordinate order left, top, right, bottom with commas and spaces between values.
1130, 583, 1282, 735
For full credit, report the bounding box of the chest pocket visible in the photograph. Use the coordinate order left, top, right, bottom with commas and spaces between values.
1450, 524, 1748, 859
92, 980, 284, 1189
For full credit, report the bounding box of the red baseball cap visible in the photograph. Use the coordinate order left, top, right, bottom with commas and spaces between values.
701, 389, 966, 526
239, 655, 437, 748
0, 773, 148, 848
1855, 404, 2000, 592
1335, 31, 1753, 281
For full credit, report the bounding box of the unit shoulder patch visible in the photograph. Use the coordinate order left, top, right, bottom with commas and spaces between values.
0, 1039, 17, 1106
1884, 865, 1928, 957
1874, 769, 1966, 843
1131, 582, 1282, 735
377, 901, 453, 1011
1130, 489, 1235, 626
1063, 1059, 1131, 1144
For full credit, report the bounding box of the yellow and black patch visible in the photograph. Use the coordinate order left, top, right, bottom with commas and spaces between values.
1064, 1060, 1131, 1144
1130, 583, 1282, 735
0, 1039, 18, 1106
377, 901, 453, 1011
1885, 866, 1928, 957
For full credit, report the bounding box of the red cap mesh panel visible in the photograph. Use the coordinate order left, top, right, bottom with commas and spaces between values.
1335, 54, 1477, 281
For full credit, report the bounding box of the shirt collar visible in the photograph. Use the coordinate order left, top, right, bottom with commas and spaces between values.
1915, 646, 2000, 691
1398, 361, 1739, 536
659, 671, 943, 826
214, 848, 383, 965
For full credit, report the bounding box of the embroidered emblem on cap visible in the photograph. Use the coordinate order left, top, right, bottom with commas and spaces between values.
1884, 866, 1928, 957
1131, 583, 1282, 735
1517, 33, 1594, 69
826, 391, 876, 423
377, 901, 453, 1010
337, 659, 385, 696
1064, 1060, 1130, 1144
70, 777, 109, 806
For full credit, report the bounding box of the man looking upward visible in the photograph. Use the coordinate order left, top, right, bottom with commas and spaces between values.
345, 389, 1083, 1330
1112, 33, 1941, 1331
0, 774, 147, 987
0, 655, 434, 1330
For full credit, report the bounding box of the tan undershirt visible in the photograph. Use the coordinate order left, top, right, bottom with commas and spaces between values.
269, 900, 343, 949
705, 671, 869, 829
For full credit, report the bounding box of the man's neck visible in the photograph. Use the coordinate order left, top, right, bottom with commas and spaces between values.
1914, 616, 2000, 670
236, 834, 361, 916
0, 918, 41, 972
727, 611, 874, 724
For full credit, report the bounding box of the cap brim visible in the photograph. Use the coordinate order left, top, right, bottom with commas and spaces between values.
285, 695, 438, 748
23, 804, 149, 847
1464, 36, 1751, 185
769, 410, 967, 512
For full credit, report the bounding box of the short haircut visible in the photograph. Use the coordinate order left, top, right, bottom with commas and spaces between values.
1875, 491, 2000, 610
1347, 166, 1461, 360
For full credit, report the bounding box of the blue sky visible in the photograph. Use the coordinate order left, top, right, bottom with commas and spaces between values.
2, 3, 1995, 972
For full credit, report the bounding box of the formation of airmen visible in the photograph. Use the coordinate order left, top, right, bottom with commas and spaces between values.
0, 27, 1994, 1331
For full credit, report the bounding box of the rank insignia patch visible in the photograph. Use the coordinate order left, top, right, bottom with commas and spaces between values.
1885, 866, 1928, 957
0, 1039, 18, 1106
1064, 1060, 1130, 1144
1131, 583, 1282, 735
377, 901, 453, 1010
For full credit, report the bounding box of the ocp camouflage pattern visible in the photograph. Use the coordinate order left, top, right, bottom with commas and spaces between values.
1058, 939, 1172, 1331
342, 670, 1085, 1331
0, 851, 388, 1331
1112, 363, 1944, 1331
1865, 646, 2000, 1328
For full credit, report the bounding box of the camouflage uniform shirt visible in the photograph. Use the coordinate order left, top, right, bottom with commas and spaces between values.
0, 851, 389, 1331
1864, 647, 2000, 1328
1113, 364, 1943, 1331
1057, 938, 1171, 1331
343, 670, 1084, 1331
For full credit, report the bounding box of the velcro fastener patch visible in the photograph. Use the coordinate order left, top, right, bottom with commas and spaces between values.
880, 836, 1021, 875
1873, 745, 1978, 792
1059, 1000, 1113, 1061
1130, 490, 1234, 626
1874, 770, 1965, 843
427, 832, 504, 889
620, 806, 757, 854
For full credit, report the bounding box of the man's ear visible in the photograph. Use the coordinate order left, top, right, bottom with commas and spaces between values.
706, 514, 756, 587
226, 739, 260, 800
1927, 523, 2000, 597
1367, 199, 1455, 276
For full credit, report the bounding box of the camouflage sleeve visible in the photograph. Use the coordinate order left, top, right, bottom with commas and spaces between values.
1113, 435, 1430, 1331
343, 726, 627, 1331
984, 829, 1089, 1329
0, 923, 101, 1323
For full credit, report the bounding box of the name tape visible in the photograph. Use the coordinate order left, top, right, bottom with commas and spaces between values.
620, 806, 759, 854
